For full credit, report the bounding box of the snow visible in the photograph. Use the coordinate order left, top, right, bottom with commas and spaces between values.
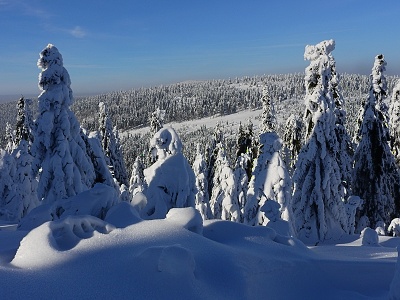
0, 188, 398, 299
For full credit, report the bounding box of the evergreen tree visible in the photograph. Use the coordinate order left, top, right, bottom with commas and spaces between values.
15, 96, 34, 146
260, 86, 276, 133
244, 132, 292, 226
142, 127, 196, 219
13, 139, 39, 220
129, 156, 147, 197
235, 119, 256, 179
149, 108, 166, 136
5, 122, 16, 153
292, 40, 348, 243
234, 153, 249, 222
282, 114, 303, 176
192, 143, 210, 220
0, 149, 21, 221
206, 122, 224, 199
389, 80, 400, 166
352, 54, 400, 230
31, 44, 96, 203
330, 51, 354, 198
98, 102, 128, 186
209, 143, 240, 221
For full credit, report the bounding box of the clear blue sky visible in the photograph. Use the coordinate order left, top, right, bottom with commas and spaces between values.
1, 0, 399, 96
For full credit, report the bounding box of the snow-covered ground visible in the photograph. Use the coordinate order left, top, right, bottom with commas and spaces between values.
0, 202, 398, 299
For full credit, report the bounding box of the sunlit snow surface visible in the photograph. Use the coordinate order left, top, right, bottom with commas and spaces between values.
0, 204, 398, 299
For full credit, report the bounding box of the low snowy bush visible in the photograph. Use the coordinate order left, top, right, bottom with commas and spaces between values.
360, 227, 379, 246
388, 218, 400, 237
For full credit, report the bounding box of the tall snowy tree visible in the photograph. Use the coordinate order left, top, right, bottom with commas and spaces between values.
31, 44, 96, 203
234, 153, 249, 222
0, 150, 20, 221
282, 114, 303, 176
149, 108, 166, 136
260, 86, 276, 133
15, 96, 34, 146
142, 126, 196, 219
244, 132, 292, 226
235, 119, 256, 179
292, 40, 348, 243
389, 80, 400, 166
5, 122, 16, 154
13, 139, 39, 221
330, 50, 354, 199
352, 54, 400, 230
129, 156, 147, 197
98, 102, 128, 186
206, 122, 224, 199
192, 143, 210, 220
209, 143, 240, 222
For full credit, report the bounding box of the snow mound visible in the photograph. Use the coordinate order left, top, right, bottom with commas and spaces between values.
166, 207, 203, 234
12, 215, 115, 268
360, 227, 380, 246
203, 219, 310, 256
158, 244, 196, 277
104, 201, 142, 228
18, 183, 119, 231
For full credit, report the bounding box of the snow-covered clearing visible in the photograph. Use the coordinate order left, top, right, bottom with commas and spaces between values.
0, 203, 398, 299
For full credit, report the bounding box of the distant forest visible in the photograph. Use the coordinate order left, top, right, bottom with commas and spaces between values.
0, 73, 399, 171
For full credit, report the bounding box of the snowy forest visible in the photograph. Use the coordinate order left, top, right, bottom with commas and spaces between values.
2, 40, 400, 298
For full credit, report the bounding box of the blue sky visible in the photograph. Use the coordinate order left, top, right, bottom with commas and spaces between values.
1, 0, 399, 96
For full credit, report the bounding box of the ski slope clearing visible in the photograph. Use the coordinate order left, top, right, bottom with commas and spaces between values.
0, 204, 398, 299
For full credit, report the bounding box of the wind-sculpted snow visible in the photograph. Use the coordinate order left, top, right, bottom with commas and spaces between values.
18, 183, 119, 231
0, 209, 398, 298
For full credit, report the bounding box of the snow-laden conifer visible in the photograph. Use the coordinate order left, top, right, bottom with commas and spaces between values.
142, 126, 196, 219
15, 96, 34, 146
352, 54, 400, 230
5, 122, 16, 154
0, 149, 20, 221
292, 40, 348, 243
13, 140, 39, 220
389, 80, 400, 166
31, 44, 95, 203
129, 156, 147, 197
209, 143, 240, 221
192, 143, 210, 220
234, 153, 249, 222
282, 114, 303, 175
98, 102, 128, 186
330, 53, 353, 198
244, 132, 292, 226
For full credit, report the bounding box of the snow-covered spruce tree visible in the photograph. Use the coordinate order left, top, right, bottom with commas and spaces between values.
233, 153, 249, 222
149, 107, 165, 136
389, 80, 400, 166
141, 126, 196, 219
15, 96, 34, 146
98, 102, 128, 186
129, 156, 147, 197
244, 85, 292, 226
5, 122, 16, 154
260, 86, 276, 133
282, 114, 303, 176
0, 149, 21, 221
209, 143, 240, 221
13, 139, 39, 220
244, 132, 292, 226
352, 54, 400, 230
292, 40, 348, 243
192, 143, 210, 220
235, 119, 256, 179
206, 121, 224, 199
330, 50, 354, 199
31, 44, 96, 204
